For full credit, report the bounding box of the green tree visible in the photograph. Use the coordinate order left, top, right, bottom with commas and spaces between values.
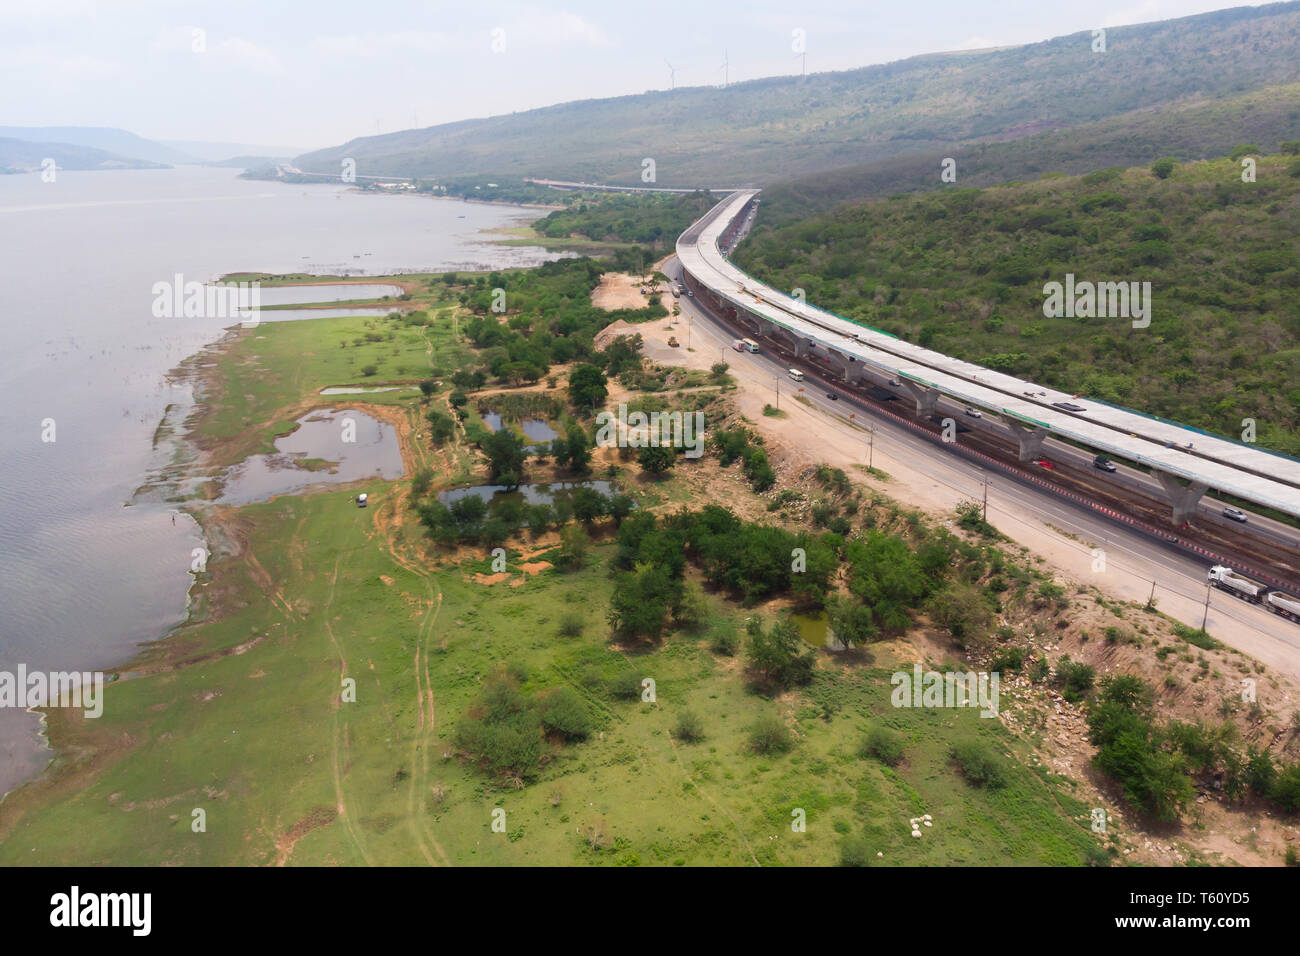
746, 617, 814, 691
568, 363, 608, 409
1150, 157, 1176, 179
637, 443, 676, 475
483, 428, 527, 487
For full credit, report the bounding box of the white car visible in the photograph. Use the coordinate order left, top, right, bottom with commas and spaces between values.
1222, 507, 1247, 523
963, 407, 982, 418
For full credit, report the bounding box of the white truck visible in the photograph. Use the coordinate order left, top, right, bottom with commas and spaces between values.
1208, 565, 1263, 602
1266, 590, 1300, 622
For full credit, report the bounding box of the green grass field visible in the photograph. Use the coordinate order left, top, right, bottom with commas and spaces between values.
0, 488, 1103, 865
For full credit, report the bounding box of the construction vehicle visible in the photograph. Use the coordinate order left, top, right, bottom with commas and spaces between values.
1208, 565, 1263, 602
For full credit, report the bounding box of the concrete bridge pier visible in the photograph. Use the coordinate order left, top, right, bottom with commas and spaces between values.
1155, 471, 1209, 525
900, 380, 939, 417
1005, 421, 1049, 462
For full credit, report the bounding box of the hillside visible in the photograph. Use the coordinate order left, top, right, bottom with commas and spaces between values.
0, 126, 196, 165
0, 136, 167, 173
731, 151, 1300, 454
292, 3, 1300, 186
756, 82, 1300, 225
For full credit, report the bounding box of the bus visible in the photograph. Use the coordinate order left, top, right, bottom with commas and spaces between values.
788, 368, 804, 382
741, 338, 760, 353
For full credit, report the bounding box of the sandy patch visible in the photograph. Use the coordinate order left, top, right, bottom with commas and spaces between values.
592, 273, 655, 311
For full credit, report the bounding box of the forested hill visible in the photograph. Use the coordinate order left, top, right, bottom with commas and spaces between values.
754, 82, 1300, 225
731, 151, 1300, 454
292, 2, 1300, 187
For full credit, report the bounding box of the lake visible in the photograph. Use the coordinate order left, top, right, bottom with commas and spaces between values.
0, 166, 562, 796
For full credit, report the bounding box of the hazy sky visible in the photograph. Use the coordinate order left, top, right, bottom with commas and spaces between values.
0, 0, 1258, 150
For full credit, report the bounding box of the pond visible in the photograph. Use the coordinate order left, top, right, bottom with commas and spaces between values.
216, 407, 404, 504
439, 480, 620, 511
792, 612, 849, 651
480, 411, 561, 452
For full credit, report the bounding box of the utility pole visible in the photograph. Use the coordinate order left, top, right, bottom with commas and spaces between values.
982, 472, 989, 522
775, 376, 780, 411
868, 429, 874, 470
1148, 579, 1157, 607
1201, 582, 1212, 632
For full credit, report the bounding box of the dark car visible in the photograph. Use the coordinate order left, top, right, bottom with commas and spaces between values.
827, 392, 839, 401
1093, 456, 1117, 472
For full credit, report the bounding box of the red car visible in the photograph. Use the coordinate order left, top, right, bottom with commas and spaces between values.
1032, 458, 1055, 470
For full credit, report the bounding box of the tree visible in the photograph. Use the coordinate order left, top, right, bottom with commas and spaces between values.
568, 364, 608, 409
426, 409, 456, 446
826, 595, 879, 647
1150, 157, 1176, 179
558, 424, 591, 474
746, 617, 814, 691
554, 524, 588, 570
637, 443, 676, 475
607, 562, 681, 641
483, 428, 526, 487
570, 487, 608, 524
926, 582, 994, 648
419, 379, 436, 398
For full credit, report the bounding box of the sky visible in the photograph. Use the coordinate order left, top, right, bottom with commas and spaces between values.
0, 0, 1263, 151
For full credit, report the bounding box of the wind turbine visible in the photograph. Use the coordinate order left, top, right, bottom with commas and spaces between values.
720, 49, 729, 88
665, 58, 677, 91
794, 48, 806, 80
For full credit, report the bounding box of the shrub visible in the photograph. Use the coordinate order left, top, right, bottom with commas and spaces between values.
747, 711, 794, 755
861, 725, 905, 766
410, 467, 435, 497
990, 647, 1026, 672
839, 832, 874, 867
539, 687, 593, 741
710, 624, 740, 656
1271, 763, 1300, 812
1054, 657, 1097, 703
673, 709, 705, 743
557, 612, 585, 638
951, 740, 1008, 789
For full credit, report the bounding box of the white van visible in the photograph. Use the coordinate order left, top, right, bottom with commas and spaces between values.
788, 369, 804, 382
356, 493, 368, 508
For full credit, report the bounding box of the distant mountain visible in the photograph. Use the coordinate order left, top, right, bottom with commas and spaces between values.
289, 2, 1300, 187
0, 137, 167, 174
0, 127, 197, 165
160, 140, 308, 163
